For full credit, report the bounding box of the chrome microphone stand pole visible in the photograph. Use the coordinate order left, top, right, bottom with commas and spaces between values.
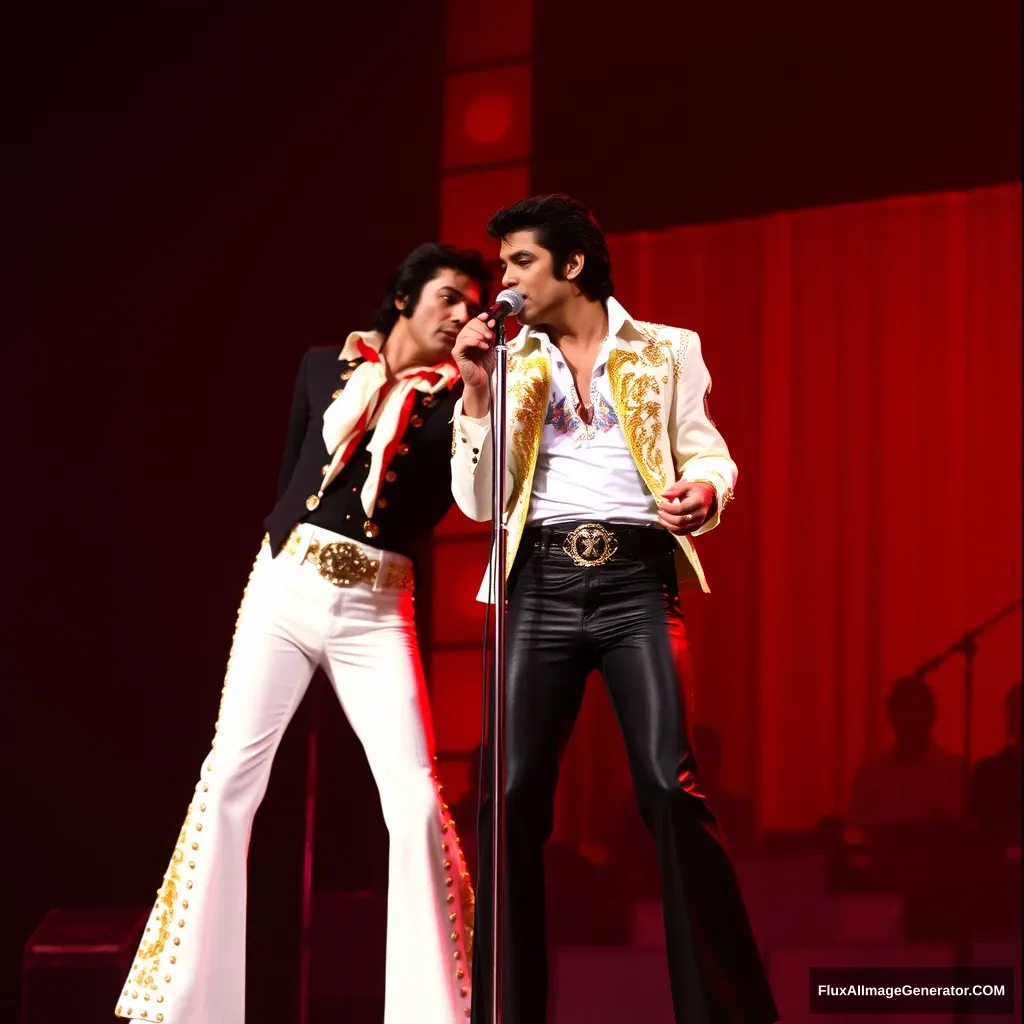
489, 316, 509, 1024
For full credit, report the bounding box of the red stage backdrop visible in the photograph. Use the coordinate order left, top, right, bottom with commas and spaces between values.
431, 183, 1022, 838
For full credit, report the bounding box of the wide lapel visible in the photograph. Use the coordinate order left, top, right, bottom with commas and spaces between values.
607, 329, 672, 499
504, 334, 551, 574
607, 317, 711, 592
338, 329, 384, 364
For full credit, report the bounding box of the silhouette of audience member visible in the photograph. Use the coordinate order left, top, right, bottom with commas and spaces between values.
968, 682, 1022, 839
690, 724, 759, 853
847, 676, 964, 837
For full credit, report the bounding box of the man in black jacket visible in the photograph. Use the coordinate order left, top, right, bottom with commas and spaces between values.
117, 243, 490, 1024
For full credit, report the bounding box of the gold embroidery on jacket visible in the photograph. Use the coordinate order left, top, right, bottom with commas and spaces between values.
506, 353, 550, 572
608, 349, 668, 498
635, 322, 669, 366
671, 328, 691, 383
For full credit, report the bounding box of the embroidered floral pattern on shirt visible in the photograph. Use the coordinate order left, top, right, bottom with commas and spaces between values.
545, 392, 618, 445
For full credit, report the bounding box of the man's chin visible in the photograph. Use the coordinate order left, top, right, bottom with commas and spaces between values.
431, 337, 459, 362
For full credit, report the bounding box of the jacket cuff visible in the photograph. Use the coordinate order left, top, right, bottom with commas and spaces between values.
682, 473, 734, 534
451, 402, 490, 464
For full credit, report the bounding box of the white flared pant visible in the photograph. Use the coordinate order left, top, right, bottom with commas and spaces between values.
116, 526, 473, 1023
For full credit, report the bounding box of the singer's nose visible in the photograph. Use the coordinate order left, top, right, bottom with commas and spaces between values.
502, 271, 516, 289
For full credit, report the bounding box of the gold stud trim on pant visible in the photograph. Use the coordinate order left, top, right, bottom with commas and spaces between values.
433, 775, 475, 1006
115, 549, 262, 1018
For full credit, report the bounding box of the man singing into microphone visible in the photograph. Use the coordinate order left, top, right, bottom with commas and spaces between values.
450, 196, 778, 1024
116, 243, 490, 1024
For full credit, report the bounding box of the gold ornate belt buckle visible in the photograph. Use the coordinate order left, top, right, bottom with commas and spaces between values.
562, 523, 619, 567
312, 541, 379, 587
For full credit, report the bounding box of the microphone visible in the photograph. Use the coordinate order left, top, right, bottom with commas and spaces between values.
481, 288, 524, 321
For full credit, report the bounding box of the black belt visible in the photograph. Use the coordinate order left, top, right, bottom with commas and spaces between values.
522, 521, 675, 567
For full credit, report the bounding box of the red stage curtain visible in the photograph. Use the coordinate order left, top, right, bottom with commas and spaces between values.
548, 185, 1021, 838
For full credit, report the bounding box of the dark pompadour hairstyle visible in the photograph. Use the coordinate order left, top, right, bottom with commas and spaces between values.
486, 194, 614, 302
372, 243, 492, 335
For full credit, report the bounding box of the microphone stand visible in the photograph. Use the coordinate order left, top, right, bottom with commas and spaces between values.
489, 316, 509, 1024
911, 597, 1021, 788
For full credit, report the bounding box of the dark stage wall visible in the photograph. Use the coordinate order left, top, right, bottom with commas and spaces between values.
533, 0, 1021, 229
2, 5, 444, 1019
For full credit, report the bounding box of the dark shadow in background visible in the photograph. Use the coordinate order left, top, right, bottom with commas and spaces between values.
1, 4, 442, 1020
533, 0, 1021, 230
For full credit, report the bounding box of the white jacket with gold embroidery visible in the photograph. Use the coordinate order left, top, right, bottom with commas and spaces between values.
451, 297, 737, 602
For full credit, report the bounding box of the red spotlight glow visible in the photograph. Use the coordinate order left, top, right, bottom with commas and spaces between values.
463, 91, 514, 145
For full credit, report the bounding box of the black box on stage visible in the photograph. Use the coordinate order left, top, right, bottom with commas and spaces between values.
21, 906, 147, 1024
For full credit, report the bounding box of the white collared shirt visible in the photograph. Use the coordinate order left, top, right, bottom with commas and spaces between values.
526, 300, 658, 527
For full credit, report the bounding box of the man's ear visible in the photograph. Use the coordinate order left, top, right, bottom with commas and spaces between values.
564, 250, 585, 282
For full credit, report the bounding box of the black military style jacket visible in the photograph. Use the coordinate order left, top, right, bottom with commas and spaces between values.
264, 340, 463, 560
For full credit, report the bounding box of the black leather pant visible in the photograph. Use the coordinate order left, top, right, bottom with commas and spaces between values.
471, 524, 778, 1024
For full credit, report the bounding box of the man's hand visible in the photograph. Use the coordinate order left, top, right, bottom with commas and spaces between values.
453, 311, 497, 417
657, 480, 716, 535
